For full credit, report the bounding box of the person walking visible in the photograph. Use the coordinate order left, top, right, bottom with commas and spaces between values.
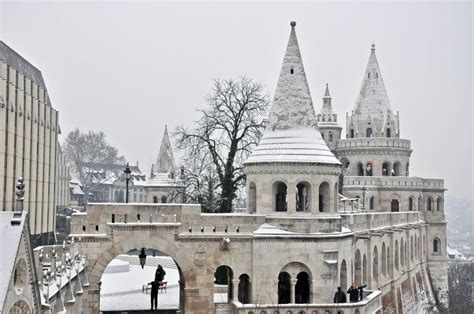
148, 280, 159, 310
334, 287, 347, 303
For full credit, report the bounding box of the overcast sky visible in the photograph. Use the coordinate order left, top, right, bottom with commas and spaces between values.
0, 1, 472, 201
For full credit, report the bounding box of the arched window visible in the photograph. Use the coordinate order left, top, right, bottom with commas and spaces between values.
340, 260, 348, 291
214, 266, 233, 303
373, 246, 379, 283
433, 238, 441, 253
357, 162, 364, 176
153, 196, 158, 203
386, 128, 391, 138
395, 240, 399, 272
382, 162, 390, 176
350, 129, 355, 138
249, 182, 257, 213
393, 162, 401, 176
426, 197, 432, 211
366, 128, 373, 137
409, 197, 414, 211
437, 197, 442, 211
406, 163, 410, 176
329, 132, 333, 142
278, 272, 291, 304
369, 196, 374, 210
418, 196, 423, 211
355, 250, 362, 284
319, 182, 330, 212
365, 162, 373, 176
161, 195, 167, 203
391, 199, 399, 212
381, 243, 387, 276
295, 272, 310, 304
290, 68, 294, 74
238, 274, 251, 304
274, 182, 288, 212
296, 182, 310, 212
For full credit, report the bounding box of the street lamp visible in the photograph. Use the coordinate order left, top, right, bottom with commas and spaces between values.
124, 163, 132, 203
362, 186, 368, 210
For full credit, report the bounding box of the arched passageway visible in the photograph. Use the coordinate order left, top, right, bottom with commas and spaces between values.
274, 181, 288, 212
295, 272, 310, 304
214, 265, 234, 304
278, 272, 291, 304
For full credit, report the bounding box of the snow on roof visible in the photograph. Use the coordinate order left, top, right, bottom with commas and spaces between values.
0, 211, 26, 308
145, 173, 182, 188
253, 223, 294, 235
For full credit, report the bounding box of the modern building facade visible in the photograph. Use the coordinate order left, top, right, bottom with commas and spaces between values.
0, 41, 60, 246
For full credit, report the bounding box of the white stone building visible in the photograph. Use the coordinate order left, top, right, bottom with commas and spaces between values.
69, 22, 448, 314
0, 41, 60, 246
144, 126, 183, 203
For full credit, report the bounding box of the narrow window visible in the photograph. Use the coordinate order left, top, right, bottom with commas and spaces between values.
290, 68, 294, 74
82, 225, 86, 232
124, 214, 128, 223
137, 214, 140, 221
366, 128, 372, 137
111, 214, 115, 223
350, 129, 355, 138
95, 225, 99, 231
386, 128, 391, 138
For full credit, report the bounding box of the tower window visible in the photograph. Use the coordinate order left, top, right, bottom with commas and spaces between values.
350, 129, 355, 138
386, 128, 391, 138
368, 73, 370, 79
366, 128, 373, 138
290, 68, 294, 74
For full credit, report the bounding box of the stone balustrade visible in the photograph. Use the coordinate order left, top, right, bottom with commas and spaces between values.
232, 290, 382, 314
343, 176, 444, 190
340, 212, 422, 233
336, 138, 411, 150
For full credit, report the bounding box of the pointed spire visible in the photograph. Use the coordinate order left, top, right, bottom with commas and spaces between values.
324, 83, 331, 98
156, 125, 175, 174
267, 21, 318, 131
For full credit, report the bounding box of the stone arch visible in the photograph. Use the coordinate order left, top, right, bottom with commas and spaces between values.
295, 271, 311, 304
408, 196, 415, 211
382, 162, 391, 176
161, 195, 167, 203
296, 181, 311, 212
278, 271, 291, 304
153, 195, 158, 203
381, 242, 387, 276
436, 197, 443, 211
394, 240, 399, 272
355, 250, 362, 284
87, 237, 190, 313
393, 162, 401, 176
426, 196, 433, 211
280, 261, 312, 304
373, 246, 379, 284
391, 199, 400, 212
318, 181, 330, 212
340, 259, 348, 291
238, 273, 251, 304
249, 182, 257, 213
273, 180, 288, 212
433, 237, 441, 253
214, 265, 234, 303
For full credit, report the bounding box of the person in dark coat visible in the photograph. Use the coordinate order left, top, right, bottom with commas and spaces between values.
358, 284, 368, 300
334, 287, 347, 303
347, 282, 365, 302
155, 264, 166, 283
148, 280, 159, 310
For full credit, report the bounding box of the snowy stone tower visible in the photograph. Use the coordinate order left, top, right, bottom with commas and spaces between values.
144, 126, 183, 203
317, 84, 342, 152
244, 21, 341, 216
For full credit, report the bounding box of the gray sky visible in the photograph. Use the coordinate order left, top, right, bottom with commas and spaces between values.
0, 1, 472, 201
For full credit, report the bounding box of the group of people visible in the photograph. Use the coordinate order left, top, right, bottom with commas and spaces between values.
149, 264, 166, 311
333, 283, 367, 303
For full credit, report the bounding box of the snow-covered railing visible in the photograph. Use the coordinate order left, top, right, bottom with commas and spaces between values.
343, 176, 444, 189
336, 137, 411, 149
232, 289, 382, 314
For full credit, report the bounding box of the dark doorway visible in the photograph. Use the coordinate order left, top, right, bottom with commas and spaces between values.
295, 272, 310, 303
278, 272, 291, 304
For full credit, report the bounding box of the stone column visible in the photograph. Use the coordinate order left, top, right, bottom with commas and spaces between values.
232, 279, 239, 302
287, 182, 296, 214
290, 278, 297, 303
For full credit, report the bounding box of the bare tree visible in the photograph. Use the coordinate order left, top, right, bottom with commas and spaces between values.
63, 128, 126, 203
175, 77, 270, 213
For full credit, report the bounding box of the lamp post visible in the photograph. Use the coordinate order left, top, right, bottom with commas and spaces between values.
362, 186, 368, 210
124, 163, 131, 203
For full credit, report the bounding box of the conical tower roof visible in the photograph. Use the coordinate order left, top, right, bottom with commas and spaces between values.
245, 22, 340, 165
156, 125, 175, 174
353, 44, 394, 120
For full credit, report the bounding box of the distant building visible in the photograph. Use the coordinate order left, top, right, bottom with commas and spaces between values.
144, 126, 183, 203
0, 41, 60, 246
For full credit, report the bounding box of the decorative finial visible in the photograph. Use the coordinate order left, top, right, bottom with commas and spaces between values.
290, 21, 296, 29
371, 43, 376, 53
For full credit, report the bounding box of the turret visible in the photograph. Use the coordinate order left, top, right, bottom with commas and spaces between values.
346, 44, 400, 139
317, 83, 342, 151
244, 21, 341, 216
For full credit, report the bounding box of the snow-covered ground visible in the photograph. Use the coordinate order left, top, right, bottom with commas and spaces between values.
100, 256, 180, 311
